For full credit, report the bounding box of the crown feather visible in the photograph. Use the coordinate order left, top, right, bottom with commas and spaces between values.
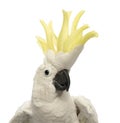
71, 10, 85, 33
36, 10, 98, 70
37, 10, 98, 54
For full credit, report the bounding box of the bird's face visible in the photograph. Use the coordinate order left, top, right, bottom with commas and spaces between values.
32, 62, 70, 102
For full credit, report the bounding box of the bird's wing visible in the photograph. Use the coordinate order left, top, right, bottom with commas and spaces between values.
9, 101, 32, 123
73, 96, 98, 123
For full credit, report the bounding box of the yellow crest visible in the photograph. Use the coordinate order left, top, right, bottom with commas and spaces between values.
36, 10, 98, 54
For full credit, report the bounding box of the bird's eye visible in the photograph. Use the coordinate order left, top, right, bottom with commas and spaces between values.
44, 70, 50, 76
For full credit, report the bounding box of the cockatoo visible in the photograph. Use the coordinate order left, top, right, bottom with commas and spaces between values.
10, 10, 98, 123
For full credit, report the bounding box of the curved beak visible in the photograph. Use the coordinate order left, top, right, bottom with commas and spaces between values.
53, 69, 70, 91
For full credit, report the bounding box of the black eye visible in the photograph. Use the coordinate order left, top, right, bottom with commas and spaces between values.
44, 70, 49, 75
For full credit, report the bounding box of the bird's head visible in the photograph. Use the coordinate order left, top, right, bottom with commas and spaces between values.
32, 10, 98, 102
32, 60, 70, 102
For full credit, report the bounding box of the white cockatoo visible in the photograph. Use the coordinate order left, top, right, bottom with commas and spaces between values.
10, 10, 98, 123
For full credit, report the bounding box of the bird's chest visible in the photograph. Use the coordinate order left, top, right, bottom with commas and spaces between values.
32, 99, 76, 123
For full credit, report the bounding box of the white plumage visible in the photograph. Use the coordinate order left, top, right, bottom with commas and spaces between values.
10, 61, 98, 123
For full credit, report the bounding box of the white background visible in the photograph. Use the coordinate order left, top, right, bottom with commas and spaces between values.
0, 0, 120, 123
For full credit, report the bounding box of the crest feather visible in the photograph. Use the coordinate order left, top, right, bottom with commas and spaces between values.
37, 10, 98, 54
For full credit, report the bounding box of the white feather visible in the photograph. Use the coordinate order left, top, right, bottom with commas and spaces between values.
10, 63, 98, 123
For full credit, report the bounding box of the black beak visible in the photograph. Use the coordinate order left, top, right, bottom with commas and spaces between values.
53, 69, 70, 91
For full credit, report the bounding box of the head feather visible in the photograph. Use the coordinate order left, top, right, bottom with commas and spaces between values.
36, 10, 98, 54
